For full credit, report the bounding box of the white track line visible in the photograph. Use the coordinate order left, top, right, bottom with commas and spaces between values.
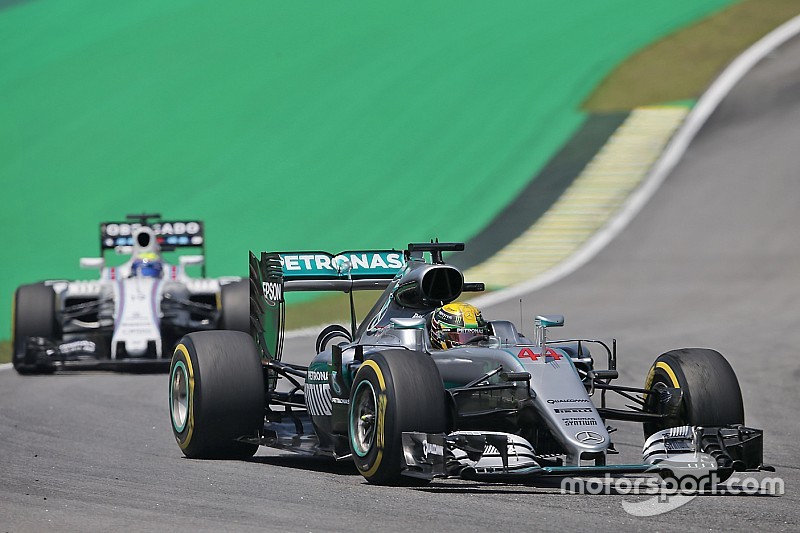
470, 14, 800, 309
464, 106, 688, 288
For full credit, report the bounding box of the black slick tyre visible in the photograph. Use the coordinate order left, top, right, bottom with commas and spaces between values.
12, 283, 57, 374
219, 280, 250, 333
644, 348, 745, 436
169, 331, 264, 459
348, 349, 447, 485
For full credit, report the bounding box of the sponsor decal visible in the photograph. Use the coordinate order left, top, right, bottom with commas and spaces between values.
554, 407, 593, 413
376, 394, 387, 449
517, 347, 562, 361
563, 417, 598, 427
575, 431, 605, 444
331, 370, 342, 396
423, 440, 444, 457
163, 235, 191, 246
664, 440, 693, 452
155, 222, 201, 236
58, 340, 96, 354
547, 398, 591, 404
102, 221, 204, 249
331, 397, 350, 405
120, 327, 157, 336
262, 281, 283, 304
279, 252, 404, 277
103, 221, 202, 237
307, 370, 329, 382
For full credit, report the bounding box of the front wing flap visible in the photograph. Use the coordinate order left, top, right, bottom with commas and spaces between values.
643, 424, 771, 475
402, 431, 543, 480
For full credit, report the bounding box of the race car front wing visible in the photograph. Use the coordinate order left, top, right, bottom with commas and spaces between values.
401, 424, 771, 482
17, 337, 171, 372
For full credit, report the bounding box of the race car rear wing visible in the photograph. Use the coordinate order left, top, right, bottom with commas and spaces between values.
248, 249, 404, 362
99, 214, 205, 253
248, 243, 486, 362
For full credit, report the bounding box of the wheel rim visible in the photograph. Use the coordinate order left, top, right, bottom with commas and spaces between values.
170, 361, 190, 433
350, 380, 377, 457
644, 375, 687, 435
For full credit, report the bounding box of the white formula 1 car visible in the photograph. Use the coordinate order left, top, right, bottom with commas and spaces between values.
12, 213, 248, 373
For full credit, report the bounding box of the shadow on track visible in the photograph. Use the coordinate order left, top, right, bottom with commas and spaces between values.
247, 454, 360, 477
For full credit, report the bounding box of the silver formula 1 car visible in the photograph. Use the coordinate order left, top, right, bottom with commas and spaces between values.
168, 242, 772, 485
12, 214, 248, 373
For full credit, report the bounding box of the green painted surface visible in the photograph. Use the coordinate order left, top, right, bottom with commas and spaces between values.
0, 0, 735, 336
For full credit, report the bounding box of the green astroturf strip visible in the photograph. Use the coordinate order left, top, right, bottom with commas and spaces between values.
0, 0, 735, 335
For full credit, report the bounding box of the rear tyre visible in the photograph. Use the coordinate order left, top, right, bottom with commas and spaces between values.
349, 349, 447, 485
12, 283, 58, 375
644, 348, 744, 436
169, 331, 264, 459
219, 280, 250, 333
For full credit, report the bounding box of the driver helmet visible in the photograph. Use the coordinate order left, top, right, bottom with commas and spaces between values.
131, 252, 163, 278
430, 301, 488, 349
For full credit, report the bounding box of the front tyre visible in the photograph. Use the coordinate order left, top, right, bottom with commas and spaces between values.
644, 348, 744, 436
644, 348, 746, 483
170, 331, 264, 459
349, 350, 447, 485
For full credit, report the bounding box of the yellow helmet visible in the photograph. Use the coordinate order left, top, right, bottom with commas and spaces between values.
430, 302, 488, 349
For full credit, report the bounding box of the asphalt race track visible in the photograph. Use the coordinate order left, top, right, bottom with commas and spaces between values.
2, 36, 800, 533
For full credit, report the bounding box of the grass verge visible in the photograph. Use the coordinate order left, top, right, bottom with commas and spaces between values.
584, 0, 800, 111
0, 340, 10, 364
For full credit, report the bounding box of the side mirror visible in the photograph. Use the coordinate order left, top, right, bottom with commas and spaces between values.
179, 255, 205, 267
533, 314, 564, 349
80, 257, 105, 270
536, 315, 564, 328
